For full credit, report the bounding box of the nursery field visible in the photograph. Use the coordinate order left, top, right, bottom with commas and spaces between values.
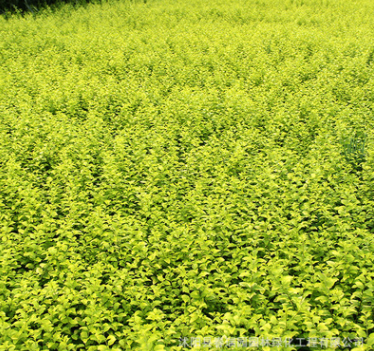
1, 0, 374, 349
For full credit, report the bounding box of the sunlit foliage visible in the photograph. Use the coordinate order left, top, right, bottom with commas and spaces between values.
1, 0, 374, 349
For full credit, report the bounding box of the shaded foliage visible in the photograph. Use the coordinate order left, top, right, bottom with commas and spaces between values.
1, 0, 100, 14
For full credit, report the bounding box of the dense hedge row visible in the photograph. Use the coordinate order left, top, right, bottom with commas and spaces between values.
1, 0, 374, 350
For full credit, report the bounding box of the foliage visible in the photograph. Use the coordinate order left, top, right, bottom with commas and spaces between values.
1, 0, 374, 349
0, 0, 87, 14
341, 132, 367, 172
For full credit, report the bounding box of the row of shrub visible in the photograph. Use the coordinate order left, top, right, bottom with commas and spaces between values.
1, 0, 374, 349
